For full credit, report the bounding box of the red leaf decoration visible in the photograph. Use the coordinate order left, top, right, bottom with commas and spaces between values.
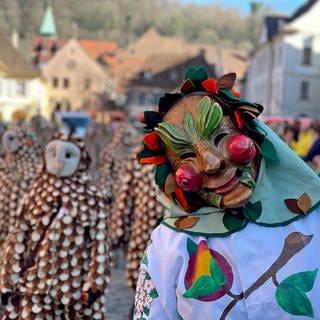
202, 79, 217, 94
232, 90, 241, 98
143, 131, 161, 150
284, 198, 304, 215
216, 73, 236, 91
181, 79, 196, 93
175, 187, 190, 211
139, 156, 166, 165
233, 110, 244, 129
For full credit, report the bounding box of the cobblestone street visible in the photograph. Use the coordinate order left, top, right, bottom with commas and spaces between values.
105, 250, 134, 320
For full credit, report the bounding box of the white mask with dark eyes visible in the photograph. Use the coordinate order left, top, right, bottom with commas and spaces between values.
45, 140, 81, 177
2, 130, 20, 153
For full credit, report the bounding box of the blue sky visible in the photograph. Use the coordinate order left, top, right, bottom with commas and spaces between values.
181, 0, 306, 15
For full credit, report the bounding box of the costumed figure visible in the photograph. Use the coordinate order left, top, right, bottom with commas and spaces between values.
0, 133, 111, 320
0, 128, 41, 251
84, 121, 112, 182
109, 147, 166, 290
99, 122, 139, 202
30, 115, 57, 148
134, 67, 320, 319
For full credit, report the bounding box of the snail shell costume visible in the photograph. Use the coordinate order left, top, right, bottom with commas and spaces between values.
0, 133, 111, 320
0, 129, 41, 251
133, 67, 320, 319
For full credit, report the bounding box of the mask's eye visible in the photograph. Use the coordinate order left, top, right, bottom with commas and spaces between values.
9, 136, 14, 141
180, 152, 196, 160
65, 152, 72, 159
213, 133, 228, 146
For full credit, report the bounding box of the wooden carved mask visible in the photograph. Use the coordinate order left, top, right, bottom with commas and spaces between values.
156, 93, 260, 209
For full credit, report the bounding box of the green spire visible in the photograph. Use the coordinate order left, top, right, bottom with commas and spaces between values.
39, 2, 57, 37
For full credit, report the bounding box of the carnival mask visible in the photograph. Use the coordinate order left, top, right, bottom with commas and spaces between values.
156, 94, 259, 209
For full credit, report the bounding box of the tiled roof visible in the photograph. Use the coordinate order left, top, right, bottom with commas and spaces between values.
79, 39, 118, 60
121, 28, 248, 80
0, 31, 40, 79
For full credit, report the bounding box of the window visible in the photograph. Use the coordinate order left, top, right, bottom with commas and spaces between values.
63, 78, 70, 89
300, 81, 310, 100
84, 78, 91, 90
302, 47, 312, 65
52, 77, 59, 88
16, 81, 26, 96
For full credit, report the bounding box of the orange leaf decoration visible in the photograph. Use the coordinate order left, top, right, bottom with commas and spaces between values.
297, 192, 311, 214
165, 173, 178, 194
202, 79, 217, 94
181, 79, 196, 93
233, 110, 244, 129
143, 131, 161, 150
139, 156, 166, 165
174, 216, 200, 230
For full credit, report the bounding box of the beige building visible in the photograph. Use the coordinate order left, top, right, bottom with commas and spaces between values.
42, 38, 111, 117
0, 30, 44, 122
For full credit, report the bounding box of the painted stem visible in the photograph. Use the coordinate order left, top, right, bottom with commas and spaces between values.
220, 232, 313, 320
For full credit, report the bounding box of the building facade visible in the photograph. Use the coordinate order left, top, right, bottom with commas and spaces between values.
0, 31, 44, 122
245, 0, 320, 118
42, 38, 111, 116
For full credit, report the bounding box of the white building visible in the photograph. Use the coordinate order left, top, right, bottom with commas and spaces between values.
0, 30, 45, 122
245, 0, 320, 118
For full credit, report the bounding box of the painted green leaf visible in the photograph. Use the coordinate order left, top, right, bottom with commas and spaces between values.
183, 111, 198, 144
281, 269, 318, 293
187, 238, 198, 257
145, 271, 151, 280
155, 122, 191, 156
178, 313, 184, 320
183, 275, 222, 299
154, 163, 171, 186
141, 254, 148, 266
209, 257, 226, 287
149, 288, 158, 299
196, 97, 223, 139
143, 307, 150, 316
206, 193, 222, 208
240, 171, 256, 188
244, 201, 262, 221
238, 164, 254, 176
275, 283, 314, 318
261, 139, 280, 162
222, 210, 247, 232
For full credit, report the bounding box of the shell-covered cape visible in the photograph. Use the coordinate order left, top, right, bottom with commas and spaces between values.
0, 133, 111, 319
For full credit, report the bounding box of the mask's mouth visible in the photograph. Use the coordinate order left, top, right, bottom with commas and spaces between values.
211, 170, 241, 195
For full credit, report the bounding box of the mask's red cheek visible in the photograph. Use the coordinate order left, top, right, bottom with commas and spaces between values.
175, 164, 202, 192
226, 134, 256, 165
